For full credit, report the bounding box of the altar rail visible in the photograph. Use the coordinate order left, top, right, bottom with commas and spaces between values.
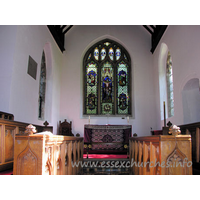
129, 135, 192, 175
13, 134, 83, 175
0, 119, 53, 172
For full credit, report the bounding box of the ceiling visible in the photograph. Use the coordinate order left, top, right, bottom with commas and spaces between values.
47, 25, 168, 54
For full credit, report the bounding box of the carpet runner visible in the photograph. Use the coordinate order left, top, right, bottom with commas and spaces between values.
79, 154, 130, 175
83, 154, 128, 159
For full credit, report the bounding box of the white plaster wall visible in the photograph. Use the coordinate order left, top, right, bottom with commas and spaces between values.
60, 25, 157, 137
6, 25, 62, 134
182, 78, 200, 124
153, 25, 200, 128
0, 26, 17, 112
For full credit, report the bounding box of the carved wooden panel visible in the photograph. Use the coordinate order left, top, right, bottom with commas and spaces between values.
17, 146, 38, 175
165, 144, 188, 175
44, 146, 53, 175
129, 135, 192, 175
134, 141, 138, 175
138, 142, 143, 175
18, 126, 26, 135
5, 126, 15, 162
55, 145, 62, 175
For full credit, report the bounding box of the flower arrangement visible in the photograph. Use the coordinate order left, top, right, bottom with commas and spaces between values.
25, 124, 37, 135
168, 125, 181, 136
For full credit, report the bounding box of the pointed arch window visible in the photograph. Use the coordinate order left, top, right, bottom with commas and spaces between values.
38, 51, 46, 120
166, 51, 174, 117
83, 39, 131, 115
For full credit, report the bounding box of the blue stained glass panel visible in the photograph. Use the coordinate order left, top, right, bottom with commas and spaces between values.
116, 48, 121, 60
94, 47, 99, 60
109, 48, 114, 60
101, 48, 106, 60
118, 70, 126, 86
119, 93, 127, 110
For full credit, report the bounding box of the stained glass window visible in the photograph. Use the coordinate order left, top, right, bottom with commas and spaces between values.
166, 51, 174, 117
83, 39, 131, 116
116, 48, 121, 60
38, 51, 46, 120
109, 48, 114, 60
117, 61, 130, 114
101, 48, 106, 60
94, 47, 99, 60
86, 61, 98, 114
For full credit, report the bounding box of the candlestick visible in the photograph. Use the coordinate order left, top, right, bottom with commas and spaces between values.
127, 116, 129, 124
164, 101, 166, 127
88, 116, 90, 124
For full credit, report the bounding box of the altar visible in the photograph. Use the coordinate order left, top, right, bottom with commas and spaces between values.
84, 124, 132, 154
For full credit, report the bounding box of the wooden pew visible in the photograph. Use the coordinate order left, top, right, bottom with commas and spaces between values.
0, 119, 53, 172
13, 131, 83, 175
129, 135, 192, 175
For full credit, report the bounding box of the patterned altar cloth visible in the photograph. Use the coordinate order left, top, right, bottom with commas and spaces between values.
84, 125, 132, 153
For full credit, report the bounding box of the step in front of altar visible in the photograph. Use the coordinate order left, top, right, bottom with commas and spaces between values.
78, 158, 130, 175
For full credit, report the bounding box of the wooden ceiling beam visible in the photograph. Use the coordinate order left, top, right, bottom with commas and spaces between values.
47, 25, 73, 53
61, 25, 67, 30
143, 25, 153, 35
150, 25, 168, 53
63, 25, 73, 34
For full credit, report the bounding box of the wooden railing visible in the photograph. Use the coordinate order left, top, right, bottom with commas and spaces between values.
13, 133, 83, 175
129, 135, 192, 175
0, 119, 52, 172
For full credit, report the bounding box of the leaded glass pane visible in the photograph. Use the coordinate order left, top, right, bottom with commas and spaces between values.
171, 108, 174, 116
124, 54, 127, 60
88, 53, 91, 60
94, 47, 99, 60
117, 61, 129, 114
104, 42, 110, 46
109, 48, 114, 61
101, 62, 114, 114
166, 51, 174, 117
38, 51, 46, 120
116, 48, 121, 60
86, 62, 98, 114
101, 48, 106, 60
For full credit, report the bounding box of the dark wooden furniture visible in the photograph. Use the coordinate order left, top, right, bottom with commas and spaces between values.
84, 124, 132, 154
178, 122, 200, 175
58, 119, 74, 136
0, 111, 14, 120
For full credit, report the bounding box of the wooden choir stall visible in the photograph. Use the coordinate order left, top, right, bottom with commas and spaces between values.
129, 134, 192, 175
0, 113, 53, 172
13, 125, 83, 175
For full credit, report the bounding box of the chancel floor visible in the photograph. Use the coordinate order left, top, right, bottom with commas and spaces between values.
78, 155, 131, 175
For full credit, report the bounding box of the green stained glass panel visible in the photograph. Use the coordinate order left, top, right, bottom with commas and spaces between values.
117, 61, 129, 114
86, 62, 98, 114
101, 62, 114, 114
